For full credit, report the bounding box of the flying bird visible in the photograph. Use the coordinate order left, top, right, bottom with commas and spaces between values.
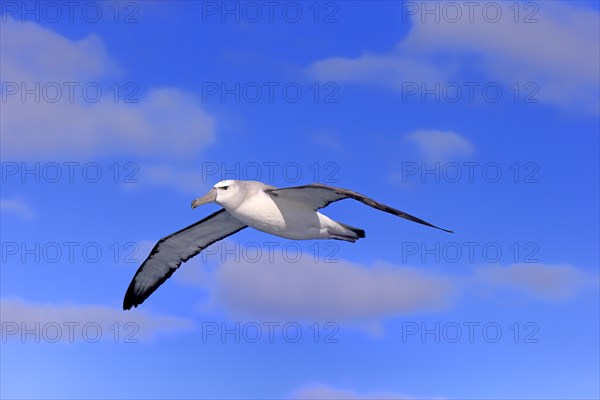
123, 180, 453, 310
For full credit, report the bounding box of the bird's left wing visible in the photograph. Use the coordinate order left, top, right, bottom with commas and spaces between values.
123, 209, 246, 310
265, 183, 453, 233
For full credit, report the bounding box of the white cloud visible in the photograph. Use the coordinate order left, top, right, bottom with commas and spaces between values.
2, 88, 216, 160
406, 129, 474, 162
211, 252, 456, 324
474, 263, 594, 302
309, 54, 448, 91
308, 2, 600, 112
289, 383, 443, 400
136, 164, 208, 194
0, 297, 195, 342
0, 17, 116, 82
312, 130, 344, 152
0, 198, 34, 220
177, 247, 596, 326
0, 17, 216, 161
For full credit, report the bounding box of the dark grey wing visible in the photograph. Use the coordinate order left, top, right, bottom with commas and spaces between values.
123, 209, 246, 310
265, 183, 344, 209
265, 183, 453, 233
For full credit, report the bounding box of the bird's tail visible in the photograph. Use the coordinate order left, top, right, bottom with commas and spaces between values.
335, 221, 366, 240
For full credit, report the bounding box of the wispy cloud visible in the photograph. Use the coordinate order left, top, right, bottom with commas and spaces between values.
308, 2, 600, 113
474, 263, 595, 302
309, 54, 447, 91
136, 164, 208, 195
0, 198, 34, 220
406, 129, 474, 162
289, 383, 443, 400
0, 297, 195, 342
311, 130, 344, 152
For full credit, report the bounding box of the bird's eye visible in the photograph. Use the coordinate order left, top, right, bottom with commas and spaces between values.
221, 186, 229, 190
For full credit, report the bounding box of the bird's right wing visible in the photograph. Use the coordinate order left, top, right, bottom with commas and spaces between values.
123, 209, 246, 310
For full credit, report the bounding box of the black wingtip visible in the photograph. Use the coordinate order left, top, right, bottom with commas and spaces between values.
122, 296, 134, 311
123, 299, 140, 311
123, 282, 141, 310
410, 218, 454, 235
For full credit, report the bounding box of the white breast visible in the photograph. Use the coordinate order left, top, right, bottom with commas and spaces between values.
226, 191, 326, 240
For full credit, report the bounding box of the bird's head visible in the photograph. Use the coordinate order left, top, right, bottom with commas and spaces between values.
191, 180, 244, 209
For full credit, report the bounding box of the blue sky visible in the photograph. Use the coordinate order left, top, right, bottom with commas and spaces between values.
1, 1, 599, 399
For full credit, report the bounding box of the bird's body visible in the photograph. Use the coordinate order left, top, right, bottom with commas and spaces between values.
217, 181, 361, 241
123, 180, 452, 310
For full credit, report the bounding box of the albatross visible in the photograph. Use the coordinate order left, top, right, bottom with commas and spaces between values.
123, 180, 453, 310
